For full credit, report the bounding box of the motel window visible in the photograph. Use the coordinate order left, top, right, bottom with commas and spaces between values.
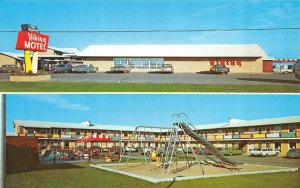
155, 143, 158, 148
225, 130, 229, 135
124, 132, 128, 137
239, 129, 244, 134
266, 127, 271, 134
75, 130, 80, 135
97, 130, 101, 134
19, 127, 24, 134
115, 58, 164, 70
155, 133, 159, 138
41, 129, 47, 134
258, 128, 263, 134
64, 129, 70, 135
84, 131, 87, 136
258, 143, 262, 148
249, 128, 255, 134
28, 129, 34, 134
274, 126, 281, 133
231, 130, 236, 135
266, 143, 270, 148
288, 125, 296, 133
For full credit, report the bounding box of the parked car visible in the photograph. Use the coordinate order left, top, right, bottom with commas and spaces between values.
124, 146, 137, 152
219, 148, 243, 156
0, 64, 22, 73
210, 65, 230, 74
51, 64, 73, 73
160, 64, 174, 73
284, 149, 300, 159
72, 64, 98, 73
273, 65, 293, 74
111, 64, 131, 73
250, 148, 278, 157
140, 147, 153, 155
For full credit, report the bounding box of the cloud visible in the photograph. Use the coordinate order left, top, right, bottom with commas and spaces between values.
26, 95, 90, 111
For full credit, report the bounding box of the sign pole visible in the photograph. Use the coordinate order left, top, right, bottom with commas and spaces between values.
24, 50, 32, 73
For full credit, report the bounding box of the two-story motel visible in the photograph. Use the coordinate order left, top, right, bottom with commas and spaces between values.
13, 115, 300, 155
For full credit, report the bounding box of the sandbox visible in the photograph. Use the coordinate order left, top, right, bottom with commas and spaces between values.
90, 162, 298, 183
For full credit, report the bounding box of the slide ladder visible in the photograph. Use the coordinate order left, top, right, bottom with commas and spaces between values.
177, 122, 242, 166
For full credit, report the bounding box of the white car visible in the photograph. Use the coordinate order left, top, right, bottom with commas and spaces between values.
124, 147, 136, 152
250, 148, 278, 157
160, 64, 174, 73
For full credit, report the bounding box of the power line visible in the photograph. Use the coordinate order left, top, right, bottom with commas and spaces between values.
0, 27, 300, 33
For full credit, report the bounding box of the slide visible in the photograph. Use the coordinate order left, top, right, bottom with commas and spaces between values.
177, 122, 242, 166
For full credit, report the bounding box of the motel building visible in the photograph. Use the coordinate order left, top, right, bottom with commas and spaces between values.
13, 115, 300, 155
0, 44, 276, 73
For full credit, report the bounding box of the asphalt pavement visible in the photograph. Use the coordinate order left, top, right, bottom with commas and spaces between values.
1, 72, 300, 85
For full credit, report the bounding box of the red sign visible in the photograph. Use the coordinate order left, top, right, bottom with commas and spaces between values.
209, 59, 242, 67
16, 31, 49, 52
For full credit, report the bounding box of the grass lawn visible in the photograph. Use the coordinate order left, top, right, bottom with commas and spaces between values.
6, 162, 300, 188
0, 81, 300, 92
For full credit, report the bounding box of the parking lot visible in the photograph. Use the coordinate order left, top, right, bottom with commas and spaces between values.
1, 72, 299, 85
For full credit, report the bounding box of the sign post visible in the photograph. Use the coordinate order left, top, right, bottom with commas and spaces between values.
15, 24, 49, 74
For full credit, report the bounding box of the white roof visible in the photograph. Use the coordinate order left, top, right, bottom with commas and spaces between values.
48, 46, 78, 54
13, 120, 164, 133
0, 52, 23, 60
195, 116, 300, 130
77, 44, 268, 58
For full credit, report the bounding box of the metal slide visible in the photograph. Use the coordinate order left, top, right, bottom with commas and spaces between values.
177, 122, 242, 165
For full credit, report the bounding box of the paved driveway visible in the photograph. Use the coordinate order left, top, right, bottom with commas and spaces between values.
1, 72, 300, 85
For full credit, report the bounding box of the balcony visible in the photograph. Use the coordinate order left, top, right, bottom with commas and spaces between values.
253, 134, 265, 139
266, 133, 280, 138
27, 133, 34, 136
224, 135, 232, 139
281, 132, 296, 138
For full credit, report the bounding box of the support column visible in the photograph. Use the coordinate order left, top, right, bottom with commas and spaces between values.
24, 50, 32, 73
31, 51, 39, 74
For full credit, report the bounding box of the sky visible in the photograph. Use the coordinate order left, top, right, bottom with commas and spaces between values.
6, 94, 300, 132
0, 0, 300, 58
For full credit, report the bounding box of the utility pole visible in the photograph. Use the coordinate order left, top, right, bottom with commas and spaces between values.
0, 94, 6, 188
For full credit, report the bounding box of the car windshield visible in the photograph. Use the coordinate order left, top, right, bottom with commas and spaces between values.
253, 148, 261, 151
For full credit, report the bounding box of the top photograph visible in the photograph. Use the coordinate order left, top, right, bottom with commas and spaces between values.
0, 0, 299, 92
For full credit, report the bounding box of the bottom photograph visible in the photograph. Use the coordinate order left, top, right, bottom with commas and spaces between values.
4, 94, 300, 187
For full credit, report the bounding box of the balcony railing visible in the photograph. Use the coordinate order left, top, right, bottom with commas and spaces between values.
224, 135, 232, 139
71, 135, 81, 139
215, 135, 223, 140
34, 133, 48, 138
52, 134, 60, 138
27, 133, 34, 136
233, 134, 240, 139
281, 132, 296, 138
240, 134, 252, 139
111, 136, 121, 141
61, 134, 72, 139
266, 133, 280, 138
253, 134, 265, 139
207, 135, 215, 140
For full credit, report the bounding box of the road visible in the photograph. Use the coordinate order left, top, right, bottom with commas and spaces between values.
1, 72, 300, 85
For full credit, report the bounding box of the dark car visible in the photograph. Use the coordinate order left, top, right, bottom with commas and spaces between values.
110, 64, 131, 73
210, 65, 230, 74
0, 64, 23, 73
284, 149, 300, 158
51, 64, 73, 73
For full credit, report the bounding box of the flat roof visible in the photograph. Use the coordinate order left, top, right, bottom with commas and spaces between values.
14, 115, 300, 132
77, 44, 268, 58
194, 116, 300, 130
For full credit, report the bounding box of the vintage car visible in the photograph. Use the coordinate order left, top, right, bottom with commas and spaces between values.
72, 64, 98, 73
250, 148, 278, 157
0, 64, 23, 73
284, 149, 300, 158
219, 148, 243, 156
51, 64, 73, 73
210, 65, 230, 74
160, 64, 174, 73
110, 64, 131, 73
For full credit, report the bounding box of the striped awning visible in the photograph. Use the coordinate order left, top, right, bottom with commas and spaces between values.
273, 59, 298, 62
